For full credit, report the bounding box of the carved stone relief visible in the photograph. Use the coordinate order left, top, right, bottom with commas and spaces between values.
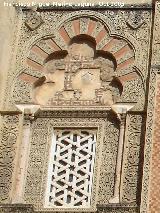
23, 116, 122, 211
97, 115, 119, 204
32, 36, 120, 107
0, 7, 152, 213
0, 204, 34, 213
0, 204, 138, 213
4, 10, 151, 111
25, 11, 44, 31
121, 114, 145, 204
97, 204, 138, 213
12, 78, 32, 103
0, 115, 20, 203
126, 11, 145, 30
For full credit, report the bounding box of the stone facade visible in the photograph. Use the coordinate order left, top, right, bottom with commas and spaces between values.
0, 0, 159, 213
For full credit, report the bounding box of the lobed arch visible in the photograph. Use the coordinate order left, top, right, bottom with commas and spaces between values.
26, 16, 135, 70
14, 15, 146, 109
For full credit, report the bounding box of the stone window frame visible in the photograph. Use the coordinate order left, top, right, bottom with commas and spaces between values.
27, 118, 106, 212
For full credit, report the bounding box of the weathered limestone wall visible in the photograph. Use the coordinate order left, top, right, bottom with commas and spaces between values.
0, 3, 17, 109
0, 2, 22, 204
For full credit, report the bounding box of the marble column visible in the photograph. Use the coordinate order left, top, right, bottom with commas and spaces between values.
109, 103, 134, 204
11, 104, 40, 203
109, 113, 126, 203
12, 118, 31, 203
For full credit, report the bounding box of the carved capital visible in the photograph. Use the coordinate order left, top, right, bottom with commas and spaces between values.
118, 113, 127, 125
15, 104, 40, 121
24, 113, 35, 121
111, 103, 135, 120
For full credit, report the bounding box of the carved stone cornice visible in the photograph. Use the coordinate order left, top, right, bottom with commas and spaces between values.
97, 203, 139, 213
0, 202, 139, 213
0, 204, 33, 213
35, 107, 112, 118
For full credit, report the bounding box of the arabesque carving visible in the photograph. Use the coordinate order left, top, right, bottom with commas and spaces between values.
121, 114, 145, 204
126, 11, 144, 29
24, 117, 114, 211
0, 115, 19, 203
25, 11, 44, 31
10, 13, 148, 110
1, 9, 151, 112
0, 7, 152, 213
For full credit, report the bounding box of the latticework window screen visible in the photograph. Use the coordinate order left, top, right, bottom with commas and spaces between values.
45, 129, 97, 208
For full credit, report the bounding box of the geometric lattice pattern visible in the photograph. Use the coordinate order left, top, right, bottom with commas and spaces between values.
45, 129, 97, 208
